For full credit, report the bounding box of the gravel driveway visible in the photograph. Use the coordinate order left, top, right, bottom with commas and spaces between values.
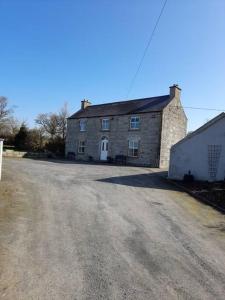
1, 158, 225, 300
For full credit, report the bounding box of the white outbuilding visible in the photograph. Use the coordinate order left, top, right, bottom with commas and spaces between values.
168, 113, 225, 182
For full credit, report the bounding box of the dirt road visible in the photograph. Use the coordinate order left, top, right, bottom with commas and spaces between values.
1, 158, 225, 299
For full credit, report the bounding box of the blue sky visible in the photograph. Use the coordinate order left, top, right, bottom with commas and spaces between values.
0, 0, 224, 131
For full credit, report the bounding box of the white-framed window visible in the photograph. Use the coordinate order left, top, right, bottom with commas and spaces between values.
78, 141, 86, 153
128, 140, 139, 157
130, 116, 140, 130
79, 119, 87, 131
102, 118, 110, 130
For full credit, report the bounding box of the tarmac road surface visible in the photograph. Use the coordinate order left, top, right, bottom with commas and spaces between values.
1, 158, 225, 300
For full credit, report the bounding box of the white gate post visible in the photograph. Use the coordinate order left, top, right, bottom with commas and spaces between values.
0, 139, 3, 181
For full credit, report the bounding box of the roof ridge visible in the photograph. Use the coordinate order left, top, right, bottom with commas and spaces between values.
68, 94, 171, 119
88, 94, 169, 108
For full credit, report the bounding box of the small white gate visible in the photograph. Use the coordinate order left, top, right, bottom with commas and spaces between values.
0, 139, 3, 181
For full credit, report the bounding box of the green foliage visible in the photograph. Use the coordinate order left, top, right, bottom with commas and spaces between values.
26, 128, 45, 152
1, 100, 69, 157
34, 102, 69, 156
14, 123, 29, 150
45, 137, 65, 156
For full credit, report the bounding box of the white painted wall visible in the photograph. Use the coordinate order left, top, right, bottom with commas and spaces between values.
168, 116, 225, 181
0, 139, 3, 181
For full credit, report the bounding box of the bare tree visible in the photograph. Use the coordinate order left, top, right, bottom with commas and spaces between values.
0, 96, 12, 122
0, 116, 20, 143
0, 97, 17, 142
26, 128, 46, 151
58, 102, 69, 140
35, 113, 60, 139
35, 103, 70, 155
35, 103, 69, 140
6, 116, 20, 135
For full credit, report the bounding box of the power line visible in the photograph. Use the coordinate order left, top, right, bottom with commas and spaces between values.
126, 0, 168, 98
163, 105, 224, 112
178, 106, 225, 112
0, 105, 224, 127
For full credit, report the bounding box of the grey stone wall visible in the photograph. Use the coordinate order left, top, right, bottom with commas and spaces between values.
159, 97, 187, 168
66, 112, 162, 166
3, 150, 27, 158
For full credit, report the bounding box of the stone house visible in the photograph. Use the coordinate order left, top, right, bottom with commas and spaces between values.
169, 112, 225, 181
66, 85, 187, 167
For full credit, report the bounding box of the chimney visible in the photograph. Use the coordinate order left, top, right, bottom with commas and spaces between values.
81, 99, 91, 110
169, 84, 181, 99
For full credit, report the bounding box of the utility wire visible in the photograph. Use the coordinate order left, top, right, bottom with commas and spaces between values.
0, 104, 224, 128
178, 106, 225, 112
126, 0, 168, 98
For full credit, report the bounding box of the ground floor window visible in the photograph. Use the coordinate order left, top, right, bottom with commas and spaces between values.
128, 140, 139, 157
78, 141, 86, 153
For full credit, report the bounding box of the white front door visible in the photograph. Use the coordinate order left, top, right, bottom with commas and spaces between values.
100, 138, 108, 161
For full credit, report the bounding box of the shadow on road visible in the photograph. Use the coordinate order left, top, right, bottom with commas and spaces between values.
96, 172, 180, 191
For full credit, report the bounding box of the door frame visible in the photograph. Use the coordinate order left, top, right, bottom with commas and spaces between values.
100, 137, 109, 161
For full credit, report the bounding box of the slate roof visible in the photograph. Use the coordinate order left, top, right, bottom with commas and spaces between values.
68, 95, 171, 119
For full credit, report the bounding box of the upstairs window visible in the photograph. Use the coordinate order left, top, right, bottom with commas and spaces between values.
130, 116, 140, 130
102, 118, 110, 130
128, 140, 139, 157
78, 141, 86, 153
80, 119, 87, 131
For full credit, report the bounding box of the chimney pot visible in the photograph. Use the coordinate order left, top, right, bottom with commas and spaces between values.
81, 99, 91, 109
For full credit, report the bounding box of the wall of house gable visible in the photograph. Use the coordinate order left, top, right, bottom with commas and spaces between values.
159, 97, 187, 168
66, 112, 162, 166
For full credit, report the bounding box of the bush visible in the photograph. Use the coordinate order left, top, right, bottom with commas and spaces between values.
45, 137, 65, 156
14, 123, 29, 150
